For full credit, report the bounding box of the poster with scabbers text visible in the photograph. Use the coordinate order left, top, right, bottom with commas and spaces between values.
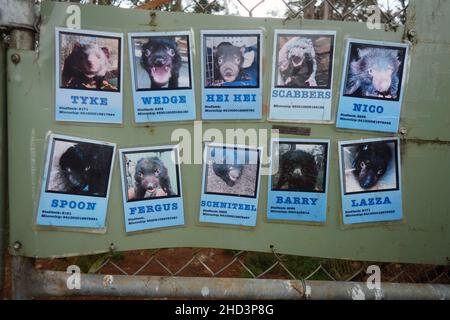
338, 137, 403, 225
336, 39, 409, 133
269, 30, 336, 122
55, 27, 123, 124
267, 138, 330, 223
36, 134, 116, 230
199, 143, 262, 227
119, 145, 184, 233
201, 30, 263, 120
128, 31, 196, 123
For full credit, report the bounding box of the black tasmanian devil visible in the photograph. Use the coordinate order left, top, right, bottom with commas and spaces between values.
275, 149, 319, 192
141, 37, 182, 89
352, 142, 392, 189
58, 143, 114, 197
61, 42, 118, 91
133, 157, 175, 199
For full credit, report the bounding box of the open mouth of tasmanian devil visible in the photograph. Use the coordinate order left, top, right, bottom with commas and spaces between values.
291, 55, 304, 67
151, 64, 172, 86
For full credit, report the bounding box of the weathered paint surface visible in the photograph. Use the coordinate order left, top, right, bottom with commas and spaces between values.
7, 1, 450, 264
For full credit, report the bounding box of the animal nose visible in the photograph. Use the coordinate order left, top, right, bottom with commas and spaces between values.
154, 56, 167, 64
360, 174, 375, 189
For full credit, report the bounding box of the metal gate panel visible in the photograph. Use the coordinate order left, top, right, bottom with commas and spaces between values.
7, 1, 450, 264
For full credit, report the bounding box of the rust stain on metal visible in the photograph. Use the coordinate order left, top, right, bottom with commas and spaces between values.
272, 125, 311, 136
149, 12, 158, 27
138, 0, 172, 10
406, 138, 450, 146
290, 281, 305, 297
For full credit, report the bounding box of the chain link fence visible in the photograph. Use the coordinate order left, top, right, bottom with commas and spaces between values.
134, 0, 408, 26
29, 248, 449, 285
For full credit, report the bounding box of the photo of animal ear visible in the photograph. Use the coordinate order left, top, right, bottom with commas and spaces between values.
342, 140, 399, 194
204, 35, 259, 88
272, 142, 327, 193
344, 43, 406, 101
59, 32, 121, 92
132, 36, 191, 90
46, 139, 114, 197
276, 35, 334, 89
123, 149, 180, 202
205, 146, 260, 198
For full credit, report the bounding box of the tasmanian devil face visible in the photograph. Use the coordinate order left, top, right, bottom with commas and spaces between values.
353, 142, 392, 189
277, 150, 318, 192
287, 39, 312, 68
214, 42, 246, 83
134, 157, 173, 198
72, 42, 111, 78
141, 38, 181, 88
59, 146, 91, 192
135, 159, 161, 196
58, 143, 113, 197
212, 162, 244, 187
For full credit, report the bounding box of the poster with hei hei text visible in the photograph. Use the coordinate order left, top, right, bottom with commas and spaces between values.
338, 137, 403, 225
267, 138, 330, 223
128, 31, 196, 123
269, 30, 336, 122
36, 134, 116, 230
336, 39, 409, 133
119, 145, 184, 233
55, 28, 124, 124
199, 143, 262, 227
201, 30, 263, 120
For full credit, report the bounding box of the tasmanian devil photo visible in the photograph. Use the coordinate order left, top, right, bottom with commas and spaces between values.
345, 46, 402, 99
352, 142, 392, 189
213, 42, 255, 84
278, 37, 318, 88
275, 149, 319, 192
58, 143, 114, 197
61, 42, 118, 91
212, 161, 244, 187
141, 37, 182, 89
133, 157, 175, 200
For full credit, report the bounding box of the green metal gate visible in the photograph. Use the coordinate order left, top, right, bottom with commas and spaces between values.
1, 0, 450, 299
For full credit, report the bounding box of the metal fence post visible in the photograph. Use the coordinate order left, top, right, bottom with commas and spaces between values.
0, 0, 37, 297
11, 256, 37, 300
0, 37, 6, 298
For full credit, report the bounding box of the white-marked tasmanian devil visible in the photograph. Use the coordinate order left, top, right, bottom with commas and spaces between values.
58, 143, 114, 197
352, 142, 392, 189
213, 42, 255, 83
61, 42, 118, 91
141, 37, 182, 89
275, 150, 318, 192
345, 47, 401, 99
278, 37, 318, 87
133, 157, 175, 199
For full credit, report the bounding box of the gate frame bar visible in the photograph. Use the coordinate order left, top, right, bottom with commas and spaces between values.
11, 256, 450, 300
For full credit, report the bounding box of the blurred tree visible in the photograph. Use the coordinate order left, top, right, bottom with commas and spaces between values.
52, 0, 225, 13
285, 0, 407, 23
189, 0, 226, 14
